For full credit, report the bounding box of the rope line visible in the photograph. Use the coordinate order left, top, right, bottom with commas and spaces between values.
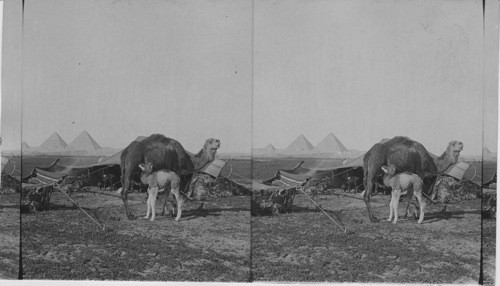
331, 166, 359, 178
74, 164, 113, 179
296, 186, 347, 233
224, 163, 234, 179
25, 182, 106, 231
54, 185, 106, 231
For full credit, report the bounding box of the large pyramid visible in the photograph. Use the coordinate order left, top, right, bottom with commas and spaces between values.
483, 147, 497, 158
286, 134, 314, 152
67, 131, 102, 150
40, 132, 68, 149
313, 133, 348, 154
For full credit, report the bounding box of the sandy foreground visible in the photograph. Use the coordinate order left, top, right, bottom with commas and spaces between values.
0, 193, 20, 279
1, 185, 495, 283
252, 191, 486, 283
21, 190, 251, 281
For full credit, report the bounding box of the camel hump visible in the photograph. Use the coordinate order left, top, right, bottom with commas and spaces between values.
381, 136, 413, 147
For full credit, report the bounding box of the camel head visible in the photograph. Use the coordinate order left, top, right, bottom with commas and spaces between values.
446, 141, 463, 163
190, 138, 221, 170
197, 138, 221, 161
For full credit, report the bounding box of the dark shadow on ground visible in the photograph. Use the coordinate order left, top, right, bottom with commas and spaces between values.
423, 209, 481, 223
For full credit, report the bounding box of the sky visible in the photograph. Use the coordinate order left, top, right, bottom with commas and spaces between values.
1, 0, 498, 156
254, 0, 497, 156
2, 0, 252, 153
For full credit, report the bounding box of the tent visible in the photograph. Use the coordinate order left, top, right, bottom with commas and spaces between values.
23, 136, 146, 185
2, 156, 27, 181
24, 149, 228, 188
263, 157, 364, 189
259, 150, 488, 191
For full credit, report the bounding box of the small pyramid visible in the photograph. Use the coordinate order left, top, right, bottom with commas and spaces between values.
483, 147, 497, 158
40, 132, 68, 149
286, 134, 314, 152
264, 144, 276, 151
21, 141, 30, 149
67, 131, 102, 150
313, 133, 348, 153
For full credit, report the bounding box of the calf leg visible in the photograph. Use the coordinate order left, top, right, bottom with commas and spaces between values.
171, 187, 183, 221
414, 190, 426, 224
145, 188, 152, 219
393, 189, 401, 224
150, 187, 159, 221
388, 191, 395, 222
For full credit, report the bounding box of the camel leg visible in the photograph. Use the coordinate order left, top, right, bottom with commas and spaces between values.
170, 198, 178, 217
415, 190, 425, 224
393, 189, 401, 224
171, 187, 183, 221
364, 178, 379, 222
121, 176, 136, 220
150, 187, 159, 221
162, 183, 174, 217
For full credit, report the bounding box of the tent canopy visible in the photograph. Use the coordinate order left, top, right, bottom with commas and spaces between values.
263, 159, 363, 188
259, 152, 485, 190
25, 153, 228, 186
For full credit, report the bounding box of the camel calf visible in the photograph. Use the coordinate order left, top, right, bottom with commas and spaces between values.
382, 165, 425, 224
139, 163, 183, 222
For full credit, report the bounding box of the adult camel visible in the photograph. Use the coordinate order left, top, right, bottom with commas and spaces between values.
363, 136, 462, 222
120, 134, 220, 219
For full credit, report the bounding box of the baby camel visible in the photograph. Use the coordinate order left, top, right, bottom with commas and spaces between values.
139, 163, 183, 222
382, 165, 425, 224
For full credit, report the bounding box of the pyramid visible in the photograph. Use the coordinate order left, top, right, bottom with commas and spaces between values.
264, 144, 276, 151
40, 132, 68, 149
286, 134, 314, 152
67, 131, 102, 150
313, 133, 348, 154
483, 147, 497, 158
21, 141, 30, 149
